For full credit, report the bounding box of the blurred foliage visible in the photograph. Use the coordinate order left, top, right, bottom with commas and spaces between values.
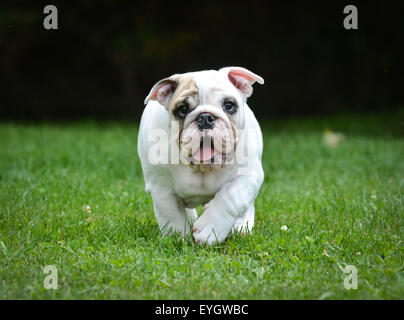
0, 1, 402, 120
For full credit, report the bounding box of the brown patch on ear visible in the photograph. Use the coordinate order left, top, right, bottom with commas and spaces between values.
166, 75, 199, 114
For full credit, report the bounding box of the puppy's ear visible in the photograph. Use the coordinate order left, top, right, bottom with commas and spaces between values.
144, 77, 177, 107
220, 67, 264, 98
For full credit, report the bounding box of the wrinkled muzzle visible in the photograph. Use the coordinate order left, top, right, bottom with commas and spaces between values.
179, 114, 236, 169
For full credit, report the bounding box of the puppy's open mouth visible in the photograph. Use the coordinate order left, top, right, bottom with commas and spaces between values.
192, 138, 216, 163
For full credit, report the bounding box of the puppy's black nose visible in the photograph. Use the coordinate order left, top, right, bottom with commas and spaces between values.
196, 113, 216, 130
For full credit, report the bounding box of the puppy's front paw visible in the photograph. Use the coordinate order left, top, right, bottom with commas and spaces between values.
192, 211, 234, 245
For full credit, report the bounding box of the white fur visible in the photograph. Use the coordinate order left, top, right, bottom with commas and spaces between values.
138, 67, 264, 245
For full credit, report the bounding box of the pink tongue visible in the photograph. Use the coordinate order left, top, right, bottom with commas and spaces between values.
193, 145, 215, 162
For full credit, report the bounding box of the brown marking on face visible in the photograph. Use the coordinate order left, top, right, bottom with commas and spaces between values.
167, 75, 199, 115
166, 75, 199, 149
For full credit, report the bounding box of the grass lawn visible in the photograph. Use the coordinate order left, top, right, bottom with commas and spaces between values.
0, 112, 403, 299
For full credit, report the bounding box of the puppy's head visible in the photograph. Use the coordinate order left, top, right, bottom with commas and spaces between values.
145, 67, 264, 171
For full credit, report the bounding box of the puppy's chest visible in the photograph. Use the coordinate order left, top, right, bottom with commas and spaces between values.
172, 167, 233, 206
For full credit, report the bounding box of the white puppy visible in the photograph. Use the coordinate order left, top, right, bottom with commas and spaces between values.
138, 67, 264, 245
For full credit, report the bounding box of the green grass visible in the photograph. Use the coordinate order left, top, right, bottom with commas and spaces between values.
0, 112, 403, 299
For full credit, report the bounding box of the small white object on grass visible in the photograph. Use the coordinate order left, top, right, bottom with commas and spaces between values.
323, 130, 344, 147
281, 225, 288, 231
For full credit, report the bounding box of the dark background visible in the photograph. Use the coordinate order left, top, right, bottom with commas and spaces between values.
0, 1, 403, 121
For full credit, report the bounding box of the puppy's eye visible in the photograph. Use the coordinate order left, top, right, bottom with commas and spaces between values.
176, 104, 189, 119
223, 101, 237, 114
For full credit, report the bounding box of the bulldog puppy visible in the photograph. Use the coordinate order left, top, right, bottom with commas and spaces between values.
138, 67, 264, 245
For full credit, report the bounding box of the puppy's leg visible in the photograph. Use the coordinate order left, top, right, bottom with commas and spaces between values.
151, 190, 191, 236
185, 208, 198, 225
232, 204, 255, 235
193, 170, 263, 245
